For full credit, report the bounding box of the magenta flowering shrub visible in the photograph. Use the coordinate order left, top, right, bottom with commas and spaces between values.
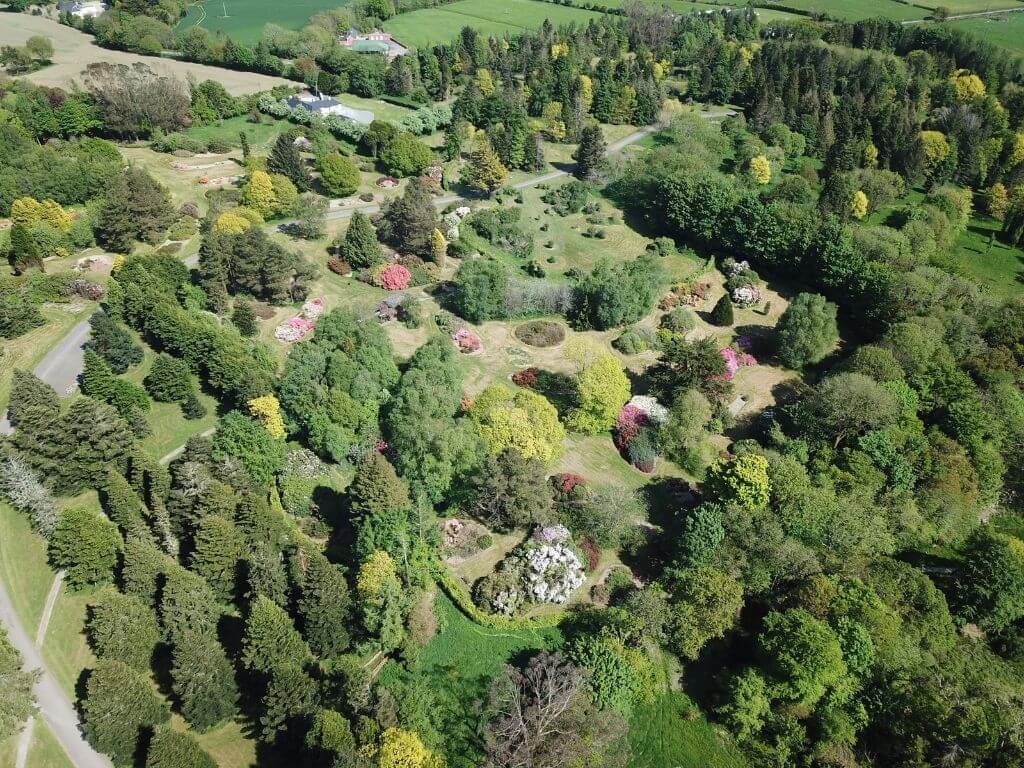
378, 264, 411, 290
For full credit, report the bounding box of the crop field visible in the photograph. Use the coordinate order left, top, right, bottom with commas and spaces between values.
178, 0, 353, 44
384, 0, 604, 47
943, 13, 1024, 54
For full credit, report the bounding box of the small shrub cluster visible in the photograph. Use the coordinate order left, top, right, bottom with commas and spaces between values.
514, 320, 566, 348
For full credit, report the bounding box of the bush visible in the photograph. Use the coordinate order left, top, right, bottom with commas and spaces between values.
709, 294, 734, 326
612, 330, 648, 355
477, 534, 494, 549
661, 308, 696, 334
514, 320, 566, 348
327, 258, 352, 276
542, 180, 591, 216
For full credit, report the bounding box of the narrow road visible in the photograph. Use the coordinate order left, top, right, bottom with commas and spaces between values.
902, 5, 1024, 23
0, 318, 91, 434
0, 576, 111, 768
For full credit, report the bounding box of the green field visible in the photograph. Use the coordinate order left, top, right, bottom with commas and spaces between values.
178, 0, 353, 44
764, 0, 928, 20
384, 0, 604, 47
628, 693, 747, 768
943, 13, 1024, 55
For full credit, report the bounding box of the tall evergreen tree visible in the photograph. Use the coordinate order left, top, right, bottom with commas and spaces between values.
242, 595, 311, 675
82, 659, 170, 766
188, 516, 245, 601
268, 133, 311, 191
573, 123, 606, 181
0, 626, 38, 741
376, 177, 439, 259
170, 630, 239, 731
231, 299, 259, 338
86, 311, 143, 373
709, 293, 734, 326
8, 223, 42, 274
102, 469, 149, 538
49, 507, 120, 589
143, 354, 193, 403
337, 211, 383, 268
85, 588, 160, 671
6, 369, 58, 429
160, 566, 221, 645
295, 549, 352, 658
145, 728, 217, 768
81, 349, 150, 419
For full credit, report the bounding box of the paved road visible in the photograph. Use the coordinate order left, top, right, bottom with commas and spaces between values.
0, 318, 90, 434
0, 576, 111, 768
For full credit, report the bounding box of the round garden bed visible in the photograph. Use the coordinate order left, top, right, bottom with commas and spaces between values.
514, 320, 566, 348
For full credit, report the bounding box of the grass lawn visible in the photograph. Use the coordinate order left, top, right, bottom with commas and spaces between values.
25, 723, 74, 768
628, 692, 748, 768
182, 114, 288, 152
758, 0, 928, 19
192, 720, 258, 768
949, 215, 1024, 298
384, 0, 604, 47
943, 13, 1024, 55
0, 503, 57, 634
178, 0, 354, 44
916, 0, 1024, 10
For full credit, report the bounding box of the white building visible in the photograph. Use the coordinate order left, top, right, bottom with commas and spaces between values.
285, 93, 374, 125
57, 1, 108, 18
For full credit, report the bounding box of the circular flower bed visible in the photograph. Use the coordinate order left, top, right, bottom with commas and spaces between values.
514, 320, 566, 348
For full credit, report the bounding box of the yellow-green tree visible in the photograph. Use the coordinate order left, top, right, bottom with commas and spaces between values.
1008, 132, 1024, 169
241, 170, 279, 218
430, 228, 447, 264
564, 342, 631, 434
986, 182, 1010, 220
919, 130, 951, 175
950, 69, 985, 101
704, 454, 770, 510
474, 68, 496, 96
747, 155, 771, 185
471, 385, 566, 463
356, 550, 399, 601
269, 173, 298, 215
247, 395, 286, 439
213, 211, 252, 235
578, 74, 594, 111
10, 197, 72, 231
377, 727, 444, 768
850, 190, 868, 220
462, 140, 508, 195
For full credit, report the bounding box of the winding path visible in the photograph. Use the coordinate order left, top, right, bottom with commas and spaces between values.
902, 5, 1024, 23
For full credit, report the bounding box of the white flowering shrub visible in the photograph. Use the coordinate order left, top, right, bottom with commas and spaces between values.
627, 395, 669, 425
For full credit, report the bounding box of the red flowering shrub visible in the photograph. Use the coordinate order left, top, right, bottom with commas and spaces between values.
512, 367, 539, 389
615, 404, 647, 449
553, 473, 585, 494
378, 264, 411, 290
579, 537, 601, 572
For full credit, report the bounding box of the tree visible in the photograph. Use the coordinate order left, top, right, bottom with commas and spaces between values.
565, 343, 631, 435
318, 154, 360, 197
295, 550, 353, 658
211, 411, 286, 485
377, 727, 443, 768
268, 133, 311, 191
462, 139, 508, 195
96, 168, 175, 251
232, 299, 258, 337
349, 452, 410, 521
160, 567, 220, 646
757, 609, 847, 706
716, 669, 771, 741
82, 62, 190, 137
796, 373, 899, 448
356, 550, 405, 650
49, 507, 120, 589
0, 627, 38, 742
955, 529, 1024, 631
189, 517, 245, 601
87, 311, 144, 373
291, 193, 328, 239
573, 123, 606, 181
471, 385, 566, 464
376, 178, 439, 258
774, 293, 839, 368
240, 170, 279, 218
666, 564, 744, 659
677, 502, 725, 567
380, 132, 434, 178
242, 595, 311, 676
81, 349, 150, 420
338, 211, 383, 268
0, 455, 60, 537
484, 652, 627, 768
86, 588, 160, 671
170, 630, 238, 731
704, 453, 770, 510
452, 258, 508, 321
247, 394, 286, 439
709, 293, 734, 326
7, 224, 42, 273
144, 354, 193, 402
6, 369, 58, 430
470, 449, 554, 532
430, 228, 447, 265
82, 659, 170, 766
747, 154, 771, 185
361, 120, 399, 158
145, 728, 216, 768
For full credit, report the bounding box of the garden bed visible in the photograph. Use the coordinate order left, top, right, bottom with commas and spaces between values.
514, 319, 566, 348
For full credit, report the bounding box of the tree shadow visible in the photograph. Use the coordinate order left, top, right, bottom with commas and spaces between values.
532, 369, 577, 417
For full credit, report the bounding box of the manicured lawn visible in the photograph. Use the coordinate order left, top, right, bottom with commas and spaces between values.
41, 587, 96, 699
178, 0, 354, 44
628, 692, 748, 768
761, 0, 928, 19
0, 503, 56, 633
384, 0, 604, 47
182, 114, 288, 152
26, 722, 74, 768
948, 215, 1024, 298
943, 13, 1024, 55
917, 0, 1023, 11
193, 720, 258, 768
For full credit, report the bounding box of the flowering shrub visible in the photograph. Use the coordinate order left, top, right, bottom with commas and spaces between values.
731, 285, 763, 307
627, 395, 668, 425
718, 347, 758, 381
70, 279, 103, 300
553, 473, 585, 494
615, 404, 648, 449
327, 258, 351, 276
452, 327, 481, 353
724, 259, 751, 277
512, 367, 538, 389
376, 264, 411, 290
579, 537, 601, 572
275, 316, 315, 342
301, 298, 325, 320
521, 540, 586, 604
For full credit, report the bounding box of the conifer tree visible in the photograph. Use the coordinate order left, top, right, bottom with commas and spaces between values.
82, 659, 170, 765
268, 133, 311, 191
6, 369, 58, 429
8, 223, 42, 274
170, 630, 239, 731
144, 354, 193, 403
462, 139, 508, 195
181, 392, 207, 421
573, 123, 606, 181
242, 595, 311, 675
86, 311, 143, 373
296, 550, 352, 658
85, 588, 160, 671
232, 299, 259, 338
189, 516, 245, 601
102, 469, 149, 538
338, 211, 383, 268
146, 728, 217, 768
430, 228, 447, 265
709, 293, 734, 326
349, 452, 410, 520
259, 663, 318, 740
122, 536, 173, 608
49, 507, 120, 589
81, 349, 150, 419
160, 566, 221, 645
240, 170, 279, 218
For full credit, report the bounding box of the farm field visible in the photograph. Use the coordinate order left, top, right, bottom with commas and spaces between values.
760, 0, 929, 20
914, 0, 1024, 11
178, 0, 354, 44
942, 12, 1024, 54
1, 14, 290, 94
384, 0, 604, 47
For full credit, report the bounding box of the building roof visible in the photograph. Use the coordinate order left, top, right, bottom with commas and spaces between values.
286, 95, 340, 111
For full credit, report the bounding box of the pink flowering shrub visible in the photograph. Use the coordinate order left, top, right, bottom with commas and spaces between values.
452, 327, 480, 352
717, 346, 757, 381
615, 404, 648, 449
378, 264, 411, 290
